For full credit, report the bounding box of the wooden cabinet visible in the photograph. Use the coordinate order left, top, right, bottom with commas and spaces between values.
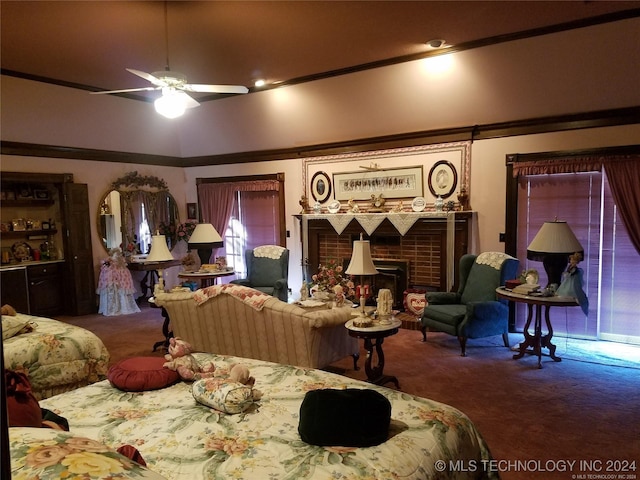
0, 266, 29, 313
1, 172, 95, 316
27, 262, 64, 316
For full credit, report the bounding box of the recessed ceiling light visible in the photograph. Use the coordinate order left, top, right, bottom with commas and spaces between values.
426, 39, 446, 49
254, 79, 266, 88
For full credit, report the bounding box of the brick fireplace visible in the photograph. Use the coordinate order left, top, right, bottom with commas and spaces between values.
299, 212, 474, 306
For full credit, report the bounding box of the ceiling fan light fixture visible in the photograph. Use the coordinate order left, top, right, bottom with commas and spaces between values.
154, 88, 186, 118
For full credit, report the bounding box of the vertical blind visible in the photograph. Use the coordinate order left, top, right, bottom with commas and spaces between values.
516, 171, 639, 343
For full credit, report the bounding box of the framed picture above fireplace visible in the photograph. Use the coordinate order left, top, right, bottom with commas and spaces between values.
302, 141, 470, 204
333, 166, 423, 201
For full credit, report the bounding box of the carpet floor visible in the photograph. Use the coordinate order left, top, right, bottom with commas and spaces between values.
58, 306, 640, 480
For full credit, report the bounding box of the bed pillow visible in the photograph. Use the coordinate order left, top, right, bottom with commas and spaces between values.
108, 356, 180, 392
192, 378, 255, 414
298, 388, 391, 447
2, 315, 33, 339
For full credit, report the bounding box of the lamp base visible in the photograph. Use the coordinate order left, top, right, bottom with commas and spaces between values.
353, 315, 373, 328
197, 248, 212, 267
543, 254, 569, 287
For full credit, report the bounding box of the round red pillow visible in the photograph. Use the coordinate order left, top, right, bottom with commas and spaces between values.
108, 356, 180, 392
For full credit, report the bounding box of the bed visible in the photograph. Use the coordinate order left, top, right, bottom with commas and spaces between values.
2, 312, 110, 400
8, 352, 500, 480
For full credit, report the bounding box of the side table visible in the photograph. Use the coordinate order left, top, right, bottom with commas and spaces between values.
496, 287, 579, 369
148, 296, 173, 352
178, 268, 235, 288
128, 259, 182, 304
346, 317, 401, 388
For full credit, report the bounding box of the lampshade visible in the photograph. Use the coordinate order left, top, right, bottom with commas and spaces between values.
188, 223, 223, 267
345, 234, 378, 276
527, 220, 583, 287
188, 223, 223, 248
527, 221, 583, 259
146, 234, 173, 262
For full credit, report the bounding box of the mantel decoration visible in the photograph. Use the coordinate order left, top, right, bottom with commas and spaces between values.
428, 160, 457, 199
303, 142, 471, 214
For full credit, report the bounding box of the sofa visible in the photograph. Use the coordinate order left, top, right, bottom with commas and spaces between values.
154, 284, 359, 370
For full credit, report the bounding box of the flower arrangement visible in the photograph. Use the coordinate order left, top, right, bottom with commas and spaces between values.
158, 221, 176, 239
311, 260, 356, 299
176, 221, 198, 242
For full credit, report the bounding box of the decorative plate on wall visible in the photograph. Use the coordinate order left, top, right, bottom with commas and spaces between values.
12, 241, 32, 261
428, 160, 457, 199
310, 171, 332, 203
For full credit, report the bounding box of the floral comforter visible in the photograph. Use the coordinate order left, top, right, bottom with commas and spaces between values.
30, 353, 499, 480
3, 313, 110, 399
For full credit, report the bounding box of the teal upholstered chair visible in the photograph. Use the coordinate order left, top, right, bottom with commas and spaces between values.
231, 245, 289, 302
420, 252, 519, 356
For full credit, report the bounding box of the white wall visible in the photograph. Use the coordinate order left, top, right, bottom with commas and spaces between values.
2, 124, 638, 297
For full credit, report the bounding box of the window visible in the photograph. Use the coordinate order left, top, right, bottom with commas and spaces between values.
197, 174, 286, 277
224, 190, 281, 277
516, 170, 640, 344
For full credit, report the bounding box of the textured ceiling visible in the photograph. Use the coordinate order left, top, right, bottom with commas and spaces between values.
2, 1, 640, 101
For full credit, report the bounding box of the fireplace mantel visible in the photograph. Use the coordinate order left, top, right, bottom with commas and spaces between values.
296, 212, 477, 293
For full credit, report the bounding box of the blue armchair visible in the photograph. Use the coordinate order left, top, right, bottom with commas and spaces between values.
231, 245, 289, 302
420, 252, 519, 356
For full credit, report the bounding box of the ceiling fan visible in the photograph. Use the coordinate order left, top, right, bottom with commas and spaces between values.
91, 68, 249, 118
90, 2, 248, 118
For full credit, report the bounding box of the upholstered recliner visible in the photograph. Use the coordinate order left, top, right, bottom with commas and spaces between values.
231, 245, 289, 302
420, 252, 519, 356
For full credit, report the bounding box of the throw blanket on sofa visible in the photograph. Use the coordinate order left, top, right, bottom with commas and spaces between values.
193, 284, 272, 311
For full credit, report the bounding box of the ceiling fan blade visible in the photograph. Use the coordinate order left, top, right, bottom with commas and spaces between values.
91, 86, 159, 94
183, 83, 249, 94
126, 68, 168, 87
175, 91, 200, 109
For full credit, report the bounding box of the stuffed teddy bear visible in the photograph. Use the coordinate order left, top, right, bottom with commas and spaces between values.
1, 304, 17, 316
163, 337, 216, 381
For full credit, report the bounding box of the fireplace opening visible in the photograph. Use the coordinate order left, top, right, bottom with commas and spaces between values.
343, 258, 409, 310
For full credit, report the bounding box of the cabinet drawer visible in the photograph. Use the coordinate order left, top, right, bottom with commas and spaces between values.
27, 262, 62, 278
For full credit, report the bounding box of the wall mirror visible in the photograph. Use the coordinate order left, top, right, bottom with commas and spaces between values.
97, 172, 180, 254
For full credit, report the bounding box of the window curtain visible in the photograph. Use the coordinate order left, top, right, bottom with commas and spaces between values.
240, 190, 281, 251
513, 154, 640, 255
602, 159, 640, 255
198, 180, 281, 259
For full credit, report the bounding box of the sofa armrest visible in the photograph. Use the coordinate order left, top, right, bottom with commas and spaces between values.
304, 307, 353, 329
426, 291, 460, 305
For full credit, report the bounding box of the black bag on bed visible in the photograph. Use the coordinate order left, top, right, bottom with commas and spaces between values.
298, 388, 391, 447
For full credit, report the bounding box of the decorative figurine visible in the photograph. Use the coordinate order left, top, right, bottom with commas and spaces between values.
390, 200, 404, 213
348, 198, 360, 213
300, 281, 309, 300
457, 187, 470, 211
299, 195, 310, 214
369, 193, 385, 213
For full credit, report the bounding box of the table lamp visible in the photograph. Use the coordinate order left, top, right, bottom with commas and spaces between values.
345, 233, 378, 327
526, 220, 583, 287
147, 233, 174, 294
188, 223, 223, 267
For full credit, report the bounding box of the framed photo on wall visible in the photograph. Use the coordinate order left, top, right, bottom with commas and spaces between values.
428, 160, 457, 199
187, 203, 198, 220
310, 171, 332, 203
333, 166, 423, 201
